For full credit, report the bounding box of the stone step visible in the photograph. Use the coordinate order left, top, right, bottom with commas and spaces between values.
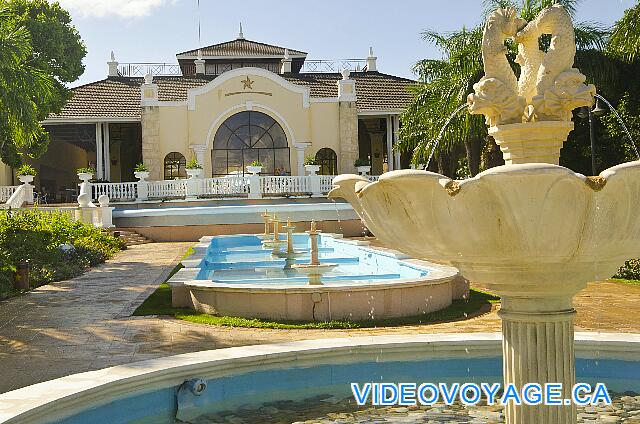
104, 229, 153, 247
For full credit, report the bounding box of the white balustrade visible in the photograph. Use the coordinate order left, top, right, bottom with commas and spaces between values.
82, 174, 382, 203
0, 186, 18, 203
92, 182, 138, 202
147, 179, 188, 199
260, 176, 311, 196
201, 177, 249, 197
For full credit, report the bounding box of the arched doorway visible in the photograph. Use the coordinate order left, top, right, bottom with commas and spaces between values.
211, 111, 290, 176
315, 148, 337, 175
164, 152, 186, 179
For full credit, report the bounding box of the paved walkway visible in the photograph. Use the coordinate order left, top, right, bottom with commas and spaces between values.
1, 242, 639, 394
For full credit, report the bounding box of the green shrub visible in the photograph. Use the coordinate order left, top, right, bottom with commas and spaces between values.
614, 259, 640, 280
354, 158, 370, 167
76, 167, 95, 175
0, 210, 124, 297
250, 160, 263, 167
186, 159, 202, 170
134, 163, 149, 172
304, 155, 317, 165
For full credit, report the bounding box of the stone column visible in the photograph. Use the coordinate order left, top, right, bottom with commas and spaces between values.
338, 70, 358, 174
499, 297, 577, 424
141, 106, 161, 180
293, 142, 310, 176
95, 123, 104, 180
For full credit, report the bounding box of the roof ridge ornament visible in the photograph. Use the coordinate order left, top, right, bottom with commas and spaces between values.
238, 22, 244, 40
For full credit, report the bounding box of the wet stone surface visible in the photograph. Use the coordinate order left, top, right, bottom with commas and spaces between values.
187, 393, 640, 423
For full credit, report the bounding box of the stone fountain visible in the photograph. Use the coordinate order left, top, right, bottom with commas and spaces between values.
292, 221, 337, 285
329, 5, 640, 424
261, 214, 287, 253
257, 209, 272, 240
274, 219, 305, 261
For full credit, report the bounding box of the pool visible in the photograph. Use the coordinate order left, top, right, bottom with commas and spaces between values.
168, 233, 465, 321
1, 333, 638, 424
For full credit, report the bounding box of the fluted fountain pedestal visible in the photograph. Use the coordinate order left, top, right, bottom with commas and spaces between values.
490, 121, 574, 165
500, 297, 577, 424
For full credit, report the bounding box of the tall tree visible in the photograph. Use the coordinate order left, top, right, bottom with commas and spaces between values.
608, 0, 640, 62
0, 0, 85, 166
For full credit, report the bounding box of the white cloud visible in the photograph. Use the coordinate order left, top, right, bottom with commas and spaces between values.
58, 0, 179, 19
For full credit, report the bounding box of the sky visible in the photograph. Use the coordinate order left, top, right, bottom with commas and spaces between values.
58, 0, 637, 87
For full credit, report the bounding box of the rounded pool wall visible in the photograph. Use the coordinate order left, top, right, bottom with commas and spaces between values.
168, 233, 467, 321
0, 333, 638, 424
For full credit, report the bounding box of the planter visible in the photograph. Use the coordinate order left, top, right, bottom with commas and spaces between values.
134, 171, 150, 181
304, 164, 320, 176
246, 166, 263, 175
186, 168, 203, 179
77, 172, 94, 182
356, 166, 371, 176
17, 175, 34, 184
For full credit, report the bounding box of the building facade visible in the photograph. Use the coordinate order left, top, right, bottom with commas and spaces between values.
0, 33, 416, 202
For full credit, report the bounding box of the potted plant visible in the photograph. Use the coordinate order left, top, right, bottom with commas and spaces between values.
247, 160, 263, 175
133, 163, 150, 181
77, 167, 95, 182
304, 155, 320, 175
16, 164, 37, 184
185, 159, 203, 179
354, 158, 371, 175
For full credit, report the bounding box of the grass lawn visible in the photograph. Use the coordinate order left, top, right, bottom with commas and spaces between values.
610, 278, 640, 286
133, 278, 500, 329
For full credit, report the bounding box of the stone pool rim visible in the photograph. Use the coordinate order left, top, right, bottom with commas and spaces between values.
0, 332, 639, 424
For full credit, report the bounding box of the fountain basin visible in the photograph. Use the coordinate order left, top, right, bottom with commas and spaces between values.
169, 234, 465, 321
1, 333, 638, 424
329, 161, 640, 300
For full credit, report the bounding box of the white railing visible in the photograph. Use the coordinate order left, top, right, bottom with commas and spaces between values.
92, 182, 137, 202
320, 176, 334, 194
147, 179, 187, 199
0, 186, 18, 203
2, 184, 32, 209
260, 176, 311, 196
200, 177, 249, 197
301, 59, 368, 73
86, 174, 383, 202
118, 63, 182, 77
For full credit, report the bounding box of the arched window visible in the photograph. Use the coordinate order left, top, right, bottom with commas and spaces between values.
315, 148, 337, 175
212, 111, 290, 176
164, 152, 186, 180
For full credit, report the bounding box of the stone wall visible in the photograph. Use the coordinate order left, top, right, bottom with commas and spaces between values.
338, 101, 358, 174
141, 106, 161, 180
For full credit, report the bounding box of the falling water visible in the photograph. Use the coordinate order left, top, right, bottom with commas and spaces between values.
595, 94, 640, 160
425, 103, 470, 168
331, 199, 344, 234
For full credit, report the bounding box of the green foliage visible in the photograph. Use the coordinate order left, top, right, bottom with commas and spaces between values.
134, 163, 149, 172
0, 210, 123, 298
608, 1, 640, 62
186, 159, 203, 170
16, 163, 36, 176
76, 167, 95, 175
614, 259, 640, 280
249, 160, 263, 167
304, 155, 317, 165
354, 158, 370, 167
0, 0, 85, 167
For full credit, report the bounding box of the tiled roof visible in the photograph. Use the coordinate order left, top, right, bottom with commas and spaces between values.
47, 72, 416, 121
177, 39, 307, 58
47, 78, 143, 120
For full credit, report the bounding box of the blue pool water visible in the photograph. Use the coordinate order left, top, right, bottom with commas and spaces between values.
195, 234, 430, 286
53, 356, 640, 424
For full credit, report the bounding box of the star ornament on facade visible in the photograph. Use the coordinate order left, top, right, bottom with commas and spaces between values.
241, 76, 254, 90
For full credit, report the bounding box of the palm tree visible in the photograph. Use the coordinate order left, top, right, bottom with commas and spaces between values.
399, 0, 609, 177
0, 7, 54, 167
608, 1, 640, 62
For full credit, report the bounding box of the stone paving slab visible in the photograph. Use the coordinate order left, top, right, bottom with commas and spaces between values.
1, 241, 639, 394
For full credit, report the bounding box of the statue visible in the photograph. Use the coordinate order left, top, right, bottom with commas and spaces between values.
468, 4, 595, 124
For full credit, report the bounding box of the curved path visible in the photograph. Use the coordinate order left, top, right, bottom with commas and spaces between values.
0, 242, 638, 393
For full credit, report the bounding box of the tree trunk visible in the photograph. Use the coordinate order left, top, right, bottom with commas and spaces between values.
464, 137, 482, 176
481, 136, 505, 170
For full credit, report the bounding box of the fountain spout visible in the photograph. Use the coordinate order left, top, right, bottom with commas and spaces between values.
292, 220, 337, 285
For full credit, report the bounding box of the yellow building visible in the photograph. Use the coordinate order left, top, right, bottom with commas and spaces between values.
1, 33, 416, 202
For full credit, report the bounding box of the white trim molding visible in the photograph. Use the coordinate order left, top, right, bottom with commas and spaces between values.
357, 109, 404, 116
42, 117, 141, 124
187, 67, 311, 111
